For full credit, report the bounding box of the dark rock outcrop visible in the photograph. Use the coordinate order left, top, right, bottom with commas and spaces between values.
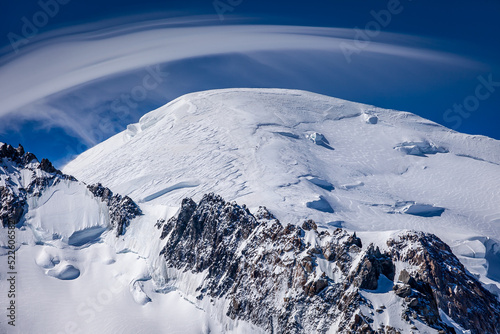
1, 143, 79, 226
388, 232, 500, 334
348, 244, 394, 290
88, 183, 142, 236
159, 194, 371, 333
0, 186, 26, 228
39, 158, 59, 174
158, 194, 500, 334
0, 143, 74, 180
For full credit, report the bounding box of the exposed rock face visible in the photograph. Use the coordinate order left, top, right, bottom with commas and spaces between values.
1, 143, 77, 209
348, 244, 394, 290
159, 194, 500, 334
159, 194, 369, 333
0, 143, 141, 236
0, 185, 26, 228
87, 183, 142, 236
1, 143, 74, 178
39, 158, 59, 174
1, 143, 74, 227
388, 233, 500, 334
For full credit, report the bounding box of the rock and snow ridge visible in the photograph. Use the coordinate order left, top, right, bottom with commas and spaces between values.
1, 88, 500, 333
3, 165, 498, 333
158, 193, 500, 333
63, 88, 500, 294
0, 143, 141, 239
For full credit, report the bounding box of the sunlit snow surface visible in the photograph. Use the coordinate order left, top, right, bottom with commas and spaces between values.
65, 89, 500, 290
66, 88, 500, 241
1, 89, 499, 333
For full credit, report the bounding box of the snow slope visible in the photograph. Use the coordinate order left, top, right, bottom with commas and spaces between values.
64, 88, 500, 291
0, 145, 225, 334
2, 88, 499, 333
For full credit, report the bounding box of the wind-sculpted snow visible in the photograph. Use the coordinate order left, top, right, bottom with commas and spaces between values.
158, 194, 500, 333
63, 89, 500, 294
2, 89, 499, 333
393, 141, 448, 156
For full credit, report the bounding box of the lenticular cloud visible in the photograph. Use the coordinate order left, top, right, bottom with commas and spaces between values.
0, 15, 481, 120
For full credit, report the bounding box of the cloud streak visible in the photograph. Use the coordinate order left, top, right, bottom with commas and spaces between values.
0, 13, 491, 166
0, 15, 483, 119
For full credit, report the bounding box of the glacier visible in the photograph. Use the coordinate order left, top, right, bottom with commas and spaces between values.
65, 88, 500, 290
1, 88, 500, 333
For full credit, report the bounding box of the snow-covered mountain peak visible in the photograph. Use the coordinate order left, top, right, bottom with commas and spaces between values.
64, 88, 500, 242
3, 89, 500, 333
63, 89, 500, 308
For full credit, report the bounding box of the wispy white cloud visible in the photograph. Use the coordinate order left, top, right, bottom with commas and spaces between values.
0, 14, 486, 148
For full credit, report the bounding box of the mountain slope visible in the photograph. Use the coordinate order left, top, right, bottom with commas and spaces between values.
0, 143, 141, 241
158, 193, 500, 333
0, 144, 219, 334
64, 88, 500, 292
2, 88, 500, 333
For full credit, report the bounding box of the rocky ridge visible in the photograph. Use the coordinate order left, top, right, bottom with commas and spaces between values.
158, 194, 500, 334
87, 183, 142, 236
0, 143, 141, 234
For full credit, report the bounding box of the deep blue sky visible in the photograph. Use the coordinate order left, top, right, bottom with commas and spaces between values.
1, 0, 499, 166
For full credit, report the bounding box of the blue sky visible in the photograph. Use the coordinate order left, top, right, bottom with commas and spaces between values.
1, 0, 499, 167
